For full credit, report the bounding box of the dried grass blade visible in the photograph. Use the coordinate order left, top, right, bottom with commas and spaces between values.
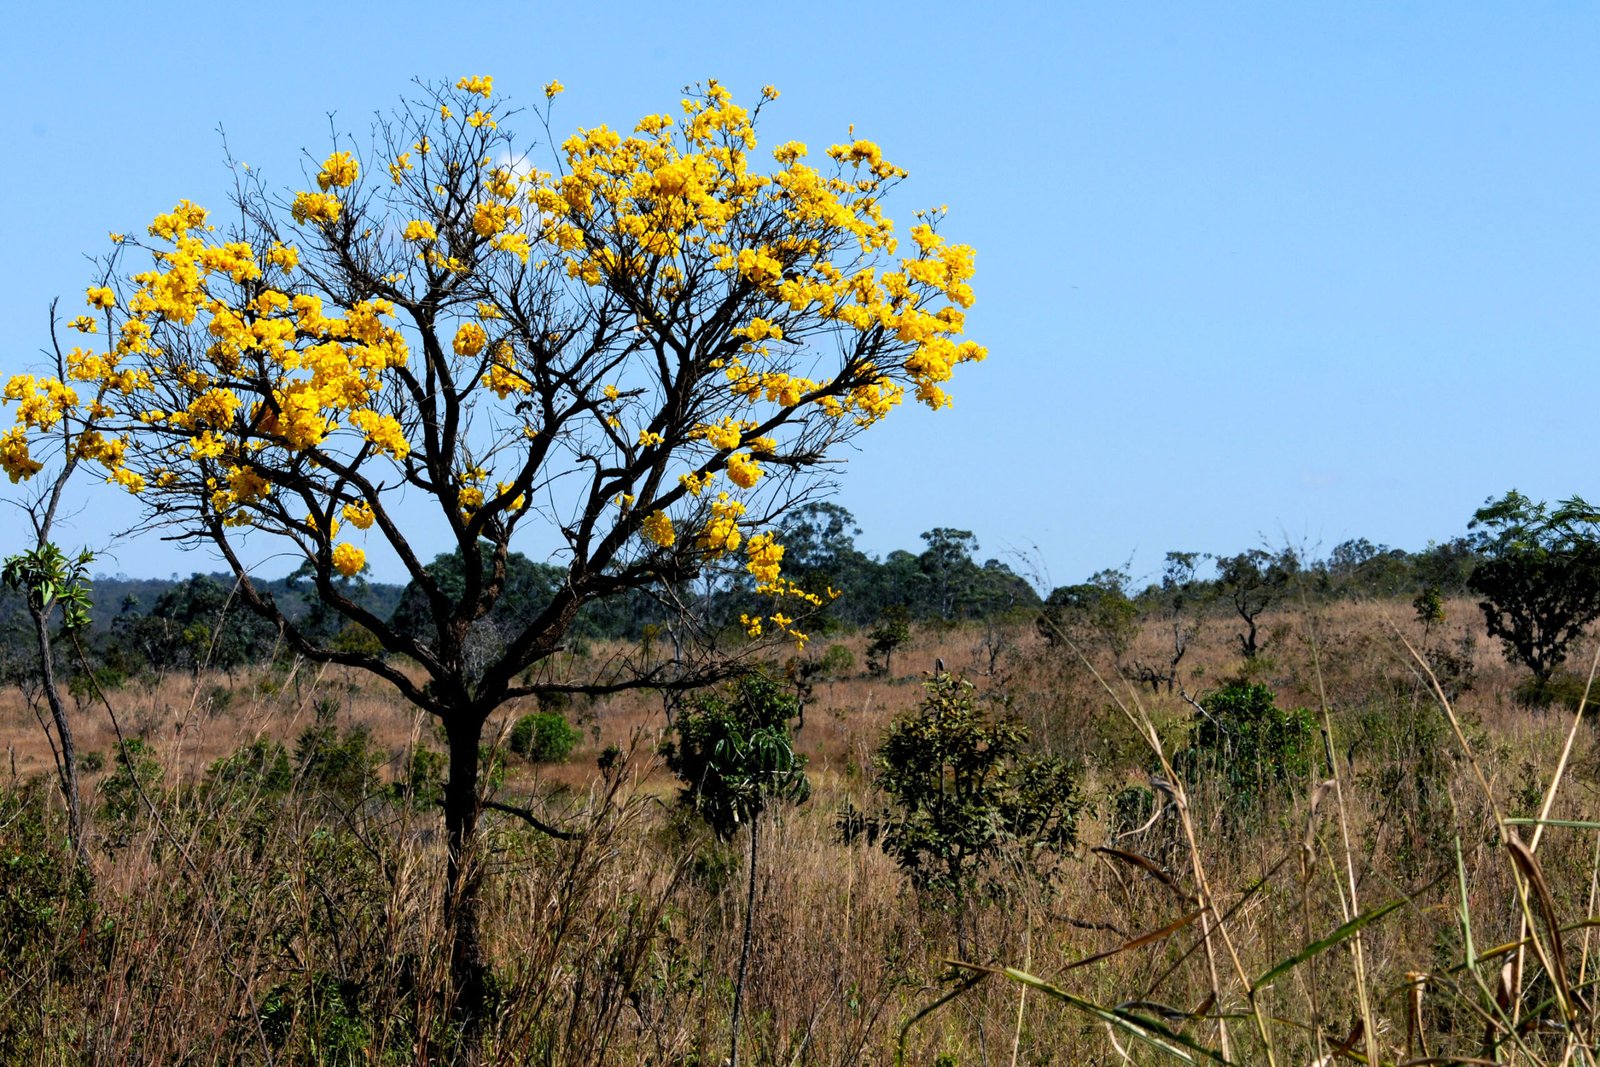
1253, 896, 1409, 992
1093, 846, 1197, 904
1506, 835, 1575, 1022
957, 962, 1233, 1065
1063, 909, 1204, 973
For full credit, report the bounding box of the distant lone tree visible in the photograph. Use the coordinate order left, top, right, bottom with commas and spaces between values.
1467, 491, 1600, 689
1214, 547, 1298, 658
0, 74, 985, 1049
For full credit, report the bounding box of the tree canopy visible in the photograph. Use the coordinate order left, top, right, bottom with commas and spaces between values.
1, 74, 986, 1041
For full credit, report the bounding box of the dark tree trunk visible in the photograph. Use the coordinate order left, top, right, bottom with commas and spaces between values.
443, 713, 488, 1059
31, 606, 83, 863
730, 814, 759, 1067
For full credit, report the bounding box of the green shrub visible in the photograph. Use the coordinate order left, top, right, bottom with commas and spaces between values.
1513, 671, 1595, 711
819, 642, 855, 678
207, 738, 294, 796
1174, 681, 1318, 810
662, 673, 809, 838
294, 721, 380, 803
857, 674, 1082, 907
100, 738, 163, 824
393, 746, 446, 807
509, 711, 579, 763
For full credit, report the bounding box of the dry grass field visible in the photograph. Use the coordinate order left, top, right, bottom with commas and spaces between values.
2, 595, 1598, 1064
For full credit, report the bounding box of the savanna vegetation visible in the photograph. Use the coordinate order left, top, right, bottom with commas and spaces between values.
2, 70, 1598, 1067
3, 493, 1600, 1065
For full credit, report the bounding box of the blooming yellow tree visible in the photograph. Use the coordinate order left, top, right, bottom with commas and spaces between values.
2, 75, 983, 1035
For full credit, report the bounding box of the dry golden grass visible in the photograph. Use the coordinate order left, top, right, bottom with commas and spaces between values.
2, 595, 1597, 1064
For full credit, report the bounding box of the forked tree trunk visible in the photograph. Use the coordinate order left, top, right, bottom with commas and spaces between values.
443, 714, 488, 1060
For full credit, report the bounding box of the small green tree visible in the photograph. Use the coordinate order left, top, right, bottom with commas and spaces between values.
1037, 567, 1139, 666
1467, 490, 1600, 689
508, 710, 578, 763
866, 606, 911, 676
663, 675, 809, 1067
1174, 681, 1318, 813
1213, 548, 1298, 658
862, 674, 1081, 953
2, 544, 94, 860
1413, 586, 1445, 636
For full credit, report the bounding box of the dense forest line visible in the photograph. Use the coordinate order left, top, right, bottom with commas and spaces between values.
0, 498, 1485, 690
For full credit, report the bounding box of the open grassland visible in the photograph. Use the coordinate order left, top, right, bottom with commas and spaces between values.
3, 596, 1598, 1064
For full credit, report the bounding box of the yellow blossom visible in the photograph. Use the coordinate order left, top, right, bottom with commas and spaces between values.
342, 500, 376, 529
331, 543, 365, 577
456, 75, 493, 97
745, 532, 783, 584
678, 470, 715, 496
86, 286, 115, 309
641, 510, 675, 547
317, 151, 360, 191
402, 219, 437, 241
453, 322, 488, 357
545, 80, 565, 98
697, 492, 744, 555
725, 452, 763, 488
291, 191, 342, 225
0, 427, 42, 482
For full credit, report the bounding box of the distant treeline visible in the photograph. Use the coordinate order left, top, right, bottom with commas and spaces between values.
0, 501, 1480, 686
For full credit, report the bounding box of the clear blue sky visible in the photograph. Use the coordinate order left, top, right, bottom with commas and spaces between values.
4, 3, 1597, 587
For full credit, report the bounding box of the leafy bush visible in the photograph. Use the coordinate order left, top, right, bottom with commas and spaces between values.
855, 674, 1082, 908
393, 746, 446, 807
1174, 681, 1318, 809
207, 738, 294, 796
509, 711, 579, 764
294, 719, 380, 804
820, 642, 855, 678
100, 738, 162, 824
662, 674, 809, 838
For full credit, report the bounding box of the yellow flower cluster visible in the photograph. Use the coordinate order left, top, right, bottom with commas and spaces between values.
349, 409, 410, 459
744, 532, 783, 584
697, 493, 744, 555
454, 322, 488, 357
482, 360, 531, 399
342, 500, 376, 529
641, 510, 675, 547
4, 375, 78, 431
317, 152, 360, 191
147, 200, 208, 240
292, 192, 342, 225
678, 470, 715, 496
0, 427, 41, 482
332, 543, 365, 577
457, 75, 493, 97
725, 451, 763, 488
